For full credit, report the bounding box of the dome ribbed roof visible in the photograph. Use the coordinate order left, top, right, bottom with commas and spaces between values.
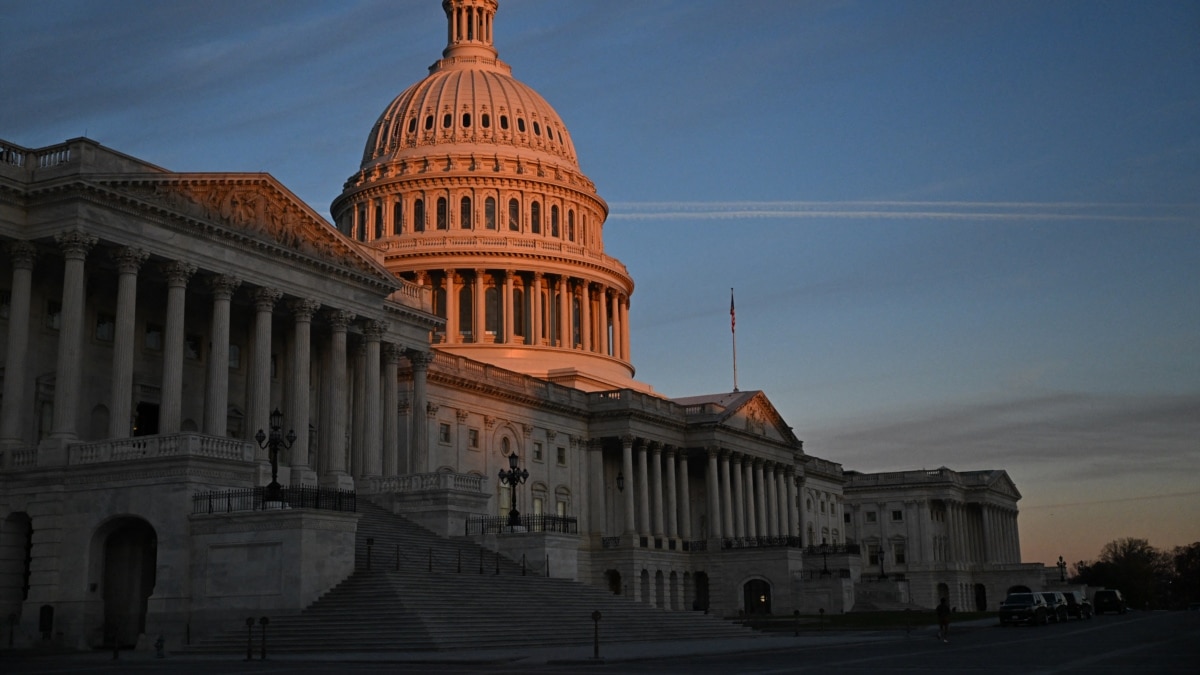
360, 0, 578, 173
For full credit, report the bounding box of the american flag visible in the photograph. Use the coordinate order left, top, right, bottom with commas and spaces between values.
730, 289, 735, 333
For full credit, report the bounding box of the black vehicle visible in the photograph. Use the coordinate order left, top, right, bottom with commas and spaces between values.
1039, 591, 1069, 623
1062, 590, 1093, 619
1093, 589, 1127, 615
999, 592, 1049, 626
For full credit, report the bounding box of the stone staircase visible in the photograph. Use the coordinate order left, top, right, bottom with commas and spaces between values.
182, 501, 755, 653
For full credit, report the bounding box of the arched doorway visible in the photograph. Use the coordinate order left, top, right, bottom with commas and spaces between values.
974, 584, 987, 611
100, 518, 157, 648
693, 571, 709, 612
0, 513, 33, 621
744, 579, 771, 615
604, 569, 622, 595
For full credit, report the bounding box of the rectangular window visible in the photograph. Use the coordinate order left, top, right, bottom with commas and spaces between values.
533, 442, 543, 462
532, 497, 544, 516
185, 334, 203, 361
891, 510, 903, 522
868, 546, 882, 565
866, 511, 877, 523
46, 301, 61, 330
439, 423, 451, 444
144, 323, 163, 351
844, 512, 851, 524
894, 544, 906, 565
556, 446, 566, 466
468, 428, 479, 449
95, 313, 115, 342
556, 500, 567, 517
820, 501, 826, 513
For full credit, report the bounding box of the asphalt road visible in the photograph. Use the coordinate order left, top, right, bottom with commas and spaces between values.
2, 610, 1197, 674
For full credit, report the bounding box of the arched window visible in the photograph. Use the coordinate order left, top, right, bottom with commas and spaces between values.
356, 204, 366, 242
485, 285, 499, 335
374, 201, 383, 239
407, 118, 417, 134
550, 205, 559, 237
567, 209, 575, 241
460, 196, 472, 229
531, 201, 541, 234
392, 201, 403, 235
500, 115, 509, 130
424, 115, 434, 131
414, 198, 425, 232
462, 113, 471, 128
533, 121, 541, 136
517, 118, 526, 133
484, 197, 496, 230
436, 197, 448, 230
508, 198, 520, 231
482, 113, 491, 128
442, 113, 452, 129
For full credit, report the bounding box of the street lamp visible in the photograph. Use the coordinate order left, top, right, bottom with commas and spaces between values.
1057, 555, 1067, 582
820, 542, 831, 576
878, 548, 887, 579
254, 408, 296, 502
497, 452, 529, 528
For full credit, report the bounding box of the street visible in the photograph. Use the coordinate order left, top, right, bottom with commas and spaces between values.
1, 611, 1197, 674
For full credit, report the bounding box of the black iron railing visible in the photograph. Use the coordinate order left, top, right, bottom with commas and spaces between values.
191, 486, 357, 514
464, 514, 578, 535
802, 543, 861, 555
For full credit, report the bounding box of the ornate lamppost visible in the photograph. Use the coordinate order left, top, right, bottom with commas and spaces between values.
877, 547, 888, 579
820, 542, 831, 576
498, 452, 529, 528
255, 408, 296, 502
1057, 555, 1067, 582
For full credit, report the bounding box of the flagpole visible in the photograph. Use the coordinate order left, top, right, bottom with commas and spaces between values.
731, 288, 738, 392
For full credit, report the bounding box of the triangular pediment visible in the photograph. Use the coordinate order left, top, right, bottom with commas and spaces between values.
675, 390, 799, 445
103, 174, 398, 287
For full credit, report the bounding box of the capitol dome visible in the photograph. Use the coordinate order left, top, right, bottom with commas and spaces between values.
332, 0, 642, 393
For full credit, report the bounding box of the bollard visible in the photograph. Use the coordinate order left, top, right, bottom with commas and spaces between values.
794, 609, 800, 637
259, 616, 269, 660
244, 617, 255, 661
591, 610, 603, 660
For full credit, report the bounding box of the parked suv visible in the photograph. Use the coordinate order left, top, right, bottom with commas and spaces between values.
1093, 589, 1127, 615
1039, 591, 1069, 623
1063, 591, 1093, 619
999, 592, 1049, 626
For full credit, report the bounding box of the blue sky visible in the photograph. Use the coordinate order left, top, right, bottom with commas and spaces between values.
3, 0, 1197, 568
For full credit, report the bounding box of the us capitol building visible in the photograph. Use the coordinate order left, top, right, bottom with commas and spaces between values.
0, 0, 1043, 651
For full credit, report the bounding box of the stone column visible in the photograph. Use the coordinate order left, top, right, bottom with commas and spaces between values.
407, 350, 434, 473
530, 273, 544, 346
362, 320, 385, 476
324, 310, 354, 479
203, 274, 241, 436
621, 434, 636, 534
609, 290, 620, 358
444, 271, 458, 343
743, 457, 757, 538
620, 295, 630, 361
724, 451, 744, 535
718, 450, 734, 538
786, 467, 800, 538
351, 343, 366, 476
650, 442, 664, 538
748, 456, 768, 535
108, 247, 148, 439
382, 344, 402, 477
557, 276, 570, 347
636, 440, 651, 537
706, 447, 722, 539
0, 242, 38, 447
677, 451, 692, 540
47, 231, 97, 442
664, 446, 678, 539
471, 270, 484, 342
775, 468, 788, 538
287, 298, 320, 478
159, 260, 196, 435
502, 270, 514, 344
761, 463, 776, 536
580, 282, 592, 352
599, 287, 610, 356
249, 288, 281, 449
